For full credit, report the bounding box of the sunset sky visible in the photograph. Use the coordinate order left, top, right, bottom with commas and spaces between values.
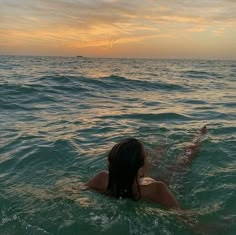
1, 0, 236, 59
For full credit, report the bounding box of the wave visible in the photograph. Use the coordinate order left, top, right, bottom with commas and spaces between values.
0, 56, 235, 235
0, 83, 42, 94
182, 99, 209, 105
0, 83, 60, 110
223, 102, 236, 108
37, 74, 188, 92
38, 75, 74, 83
102, 75, 188, 91
103, 112, 192, 121
0, 74, 189, 105
182, 70, 221, 79
192, 110, 234, 120
0, 137, 75, 177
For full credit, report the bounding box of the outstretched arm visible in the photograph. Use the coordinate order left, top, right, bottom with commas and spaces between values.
179, 125, 208, 165
166, 126, 208, 171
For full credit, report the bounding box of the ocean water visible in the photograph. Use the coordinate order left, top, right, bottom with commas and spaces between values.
0, 55, 235, 235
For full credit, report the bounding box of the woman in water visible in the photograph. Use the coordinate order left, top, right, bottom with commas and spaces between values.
84, 126, 208, 210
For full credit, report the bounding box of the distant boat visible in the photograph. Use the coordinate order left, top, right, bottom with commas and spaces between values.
76, 56, 83, 58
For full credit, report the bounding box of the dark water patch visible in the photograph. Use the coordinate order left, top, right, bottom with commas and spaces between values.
0, 82, 89, 110
48, 84, 89, 95
0, 83, 41, 95
229, 63, 236, 68
103, 112, 192, 122
1, 95, 59, 112
28, 74, 189, 94
21, 94, 57, 104
0, 146, 36, 180
8, 139, 77, 185
0, 134, 26, 156
193, 106, 218, 111
1, 102, 46, 111
182, 99, 209, 105
0, 134, 46, 169
38, 75, 75, 83
39, 77, 91, 95
182, 70, 222, 79
222, 102, 236, 108
0, 63, 15, 70
142, 100, 163, 106
38, 75, 103, 94
230, 67, 236, 74
102, 75, 188, 92
0, 83, 66, 103
192, 110, 234, 120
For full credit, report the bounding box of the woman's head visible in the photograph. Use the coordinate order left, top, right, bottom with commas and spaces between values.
106, 138, 147, 200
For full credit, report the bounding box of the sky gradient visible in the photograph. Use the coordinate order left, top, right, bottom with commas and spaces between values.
1, 0, 236, 59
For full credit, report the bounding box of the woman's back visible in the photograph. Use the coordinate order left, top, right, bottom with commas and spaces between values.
84, 126, 207, 210
84, 171, 180, 209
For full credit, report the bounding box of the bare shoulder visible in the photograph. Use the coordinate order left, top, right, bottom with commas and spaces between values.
141, 181, 180, 209
84, 170, 108, 192
140, 180, 165, 197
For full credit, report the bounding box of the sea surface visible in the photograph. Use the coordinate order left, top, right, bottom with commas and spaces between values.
0, 55, 235, 235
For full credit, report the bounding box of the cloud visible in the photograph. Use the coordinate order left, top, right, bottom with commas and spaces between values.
2, 1, 236, 27
0, 0, 235, 57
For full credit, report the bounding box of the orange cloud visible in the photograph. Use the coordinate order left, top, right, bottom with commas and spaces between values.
0, 0, 236, 59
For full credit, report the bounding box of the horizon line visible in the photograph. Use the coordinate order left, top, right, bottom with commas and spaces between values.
1, 53, 235, 61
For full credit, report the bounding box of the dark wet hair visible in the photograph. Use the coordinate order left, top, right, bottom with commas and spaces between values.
106, 138, 145, 200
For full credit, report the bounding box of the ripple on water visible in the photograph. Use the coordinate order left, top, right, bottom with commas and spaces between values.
0, 57, 236, 235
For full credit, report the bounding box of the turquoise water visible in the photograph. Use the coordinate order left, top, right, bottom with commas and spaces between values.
0, 56, 235, 234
